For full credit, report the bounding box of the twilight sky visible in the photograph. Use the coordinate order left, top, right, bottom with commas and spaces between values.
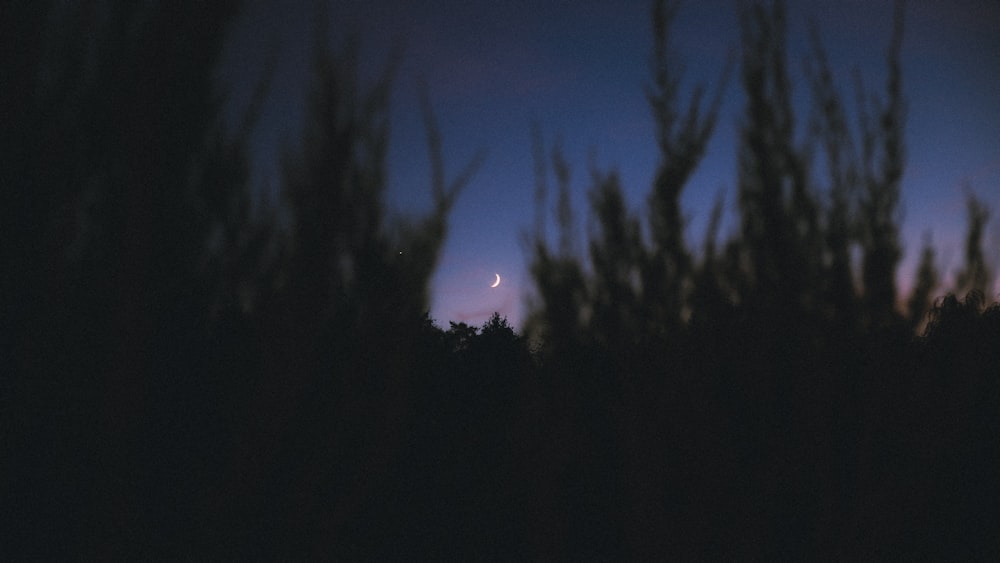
220, 0, 1000, 329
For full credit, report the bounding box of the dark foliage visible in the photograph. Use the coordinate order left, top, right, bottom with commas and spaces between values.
521, 0, 999, 559
908, 231, 939, 330
3, 0, 998, 560
956, 191, 993, 297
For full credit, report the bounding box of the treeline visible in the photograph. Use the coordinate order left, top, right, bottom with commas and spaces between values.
2, 0, 998, 559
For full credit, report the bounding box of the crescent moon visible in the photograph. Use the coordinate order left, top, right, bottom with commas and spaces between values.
490, 273, 501, 288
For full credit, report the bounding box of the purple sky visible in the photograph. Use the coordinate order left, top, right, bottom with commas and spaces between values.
220, 0, 1000, 329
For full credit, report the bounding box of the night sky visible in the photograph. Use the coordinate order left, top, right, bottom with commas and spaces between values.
219, 0, 1000, 330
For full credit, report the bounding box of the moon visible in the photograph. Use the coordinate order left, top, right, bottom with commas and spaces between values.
490, 273, 501, 288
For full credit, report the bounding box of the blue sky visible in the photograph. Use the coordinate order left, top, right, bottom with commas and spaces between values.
220, 0, 1000, 329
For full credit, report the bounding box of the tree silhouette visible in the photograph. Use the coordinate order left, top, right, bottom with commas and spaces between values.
525, 130, 589, 356
955, 190, 992, 298
527, 0, 727, 352
223, 27, 483, 555
643, 0, 730, 335
857, 0, 906, 328
588, 168, 644, 349
446, 320, 480, 353
907, 232, 940, 331
805, 21, 862, 328
735, 0, 823, 320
